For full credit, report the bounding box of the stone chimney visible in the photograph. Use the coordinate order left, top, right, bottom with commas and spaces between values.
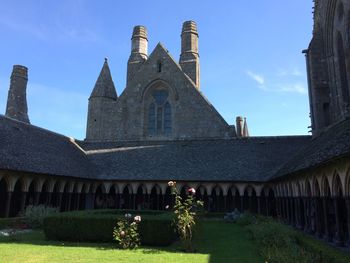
127, 25, 148, 84
180, 21, 200, 89
5, 65, 30, 123
236, 116, 243, 137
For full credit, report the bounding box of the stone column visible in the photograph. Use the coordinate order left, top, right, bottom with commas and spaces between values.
67, 193, 72, 211
248, 196, 252, 212
294, 198, 300, 229
322, 197, 330, 241
264, 196, 268, 216
223, 195, 227, 212
4, 192, 13, 218
34, 192, 40, 206
76, 193, 81, 210
20, 191, 27, 213
57, 193, 63, 211
240, 196, 244, 213
46, 192, 52, 206
333, 197, 343, 246
345, 198, 350, 247
315, 197, 322, 238
303, 198, 309, 232
257, 196, 261, 215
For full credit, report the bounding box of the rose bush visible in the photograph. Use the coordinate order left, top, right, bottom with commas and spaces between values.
113, 213, 141, 249
168, 181, 203, 252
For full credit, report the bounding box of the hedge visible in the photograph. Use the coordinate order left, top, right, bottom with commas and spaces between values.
43, 209, 177, 246
0, 217, 26, 230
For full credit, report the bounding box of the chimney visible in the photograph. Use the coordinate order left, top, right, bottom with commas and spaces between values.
180, 20, 200, 89
5, 65, 30, 123
127, 25, 148, 84
236, 116, 243, 137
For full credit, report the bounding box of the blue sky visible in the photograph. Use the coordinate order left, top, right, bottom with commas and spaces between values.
0, 0, 314, 139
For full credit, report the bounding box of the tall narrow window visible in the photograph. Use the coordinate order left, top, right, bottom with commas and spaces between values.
337, 32, 350, 103
148, 90, 172, 136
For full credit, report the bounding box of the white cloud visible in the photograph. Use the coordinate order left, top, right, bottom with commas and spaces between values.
246, 70, 307, 95
277, 68, 303, 77
280, 83, 308, 95
246, 70, 265, 85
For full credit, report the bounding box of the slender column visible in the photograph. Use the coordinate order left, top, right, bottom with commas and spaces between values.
333, 197, 343, 245
46, 192, 52, 206
4, 192, 13, 218
264, 196, 268, 216
257, 196, 261, 215
248, 196, 252, 212
286, 198, 291, 223
57, 193, 63, 211
303, 198, 309, 232
290, 198, 295, 226
322, 197, 330, 241
223, 195, 227, 212
294, 198, 300, 228
315, 197, 322, 237
240, 196, 244, 213
34, 192, 40, 206
20, 191, 27, 213
345, 198, 350, 247
276, 197, 281, 218
76, 193, 81, 210
67, 193, 72, 211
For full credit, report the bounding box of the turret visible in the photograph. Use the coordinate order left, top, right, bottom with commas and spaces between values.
5, 65, 30, 123
127, 25, 148, 84
179, 21, 200, 89
86, 58, 118, 141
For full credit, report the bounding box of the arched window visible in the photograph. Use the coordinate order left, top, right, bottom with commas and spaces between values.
148, 90, 172, 136
337, 32, 350, 103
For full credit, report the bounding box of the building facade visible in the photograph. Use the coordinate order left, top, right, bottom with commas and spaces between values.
1, 0, 350, 247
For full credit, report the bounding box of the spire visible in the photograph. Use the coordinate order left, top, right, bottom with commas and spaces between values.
243, 117, 249, 137
90, 58, 117, 99
5, 65, 30, 123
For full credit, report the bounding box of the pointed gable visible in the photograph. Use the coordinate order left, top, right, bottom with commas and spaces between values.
90, 58, 118, 99
114, 43, 232, 141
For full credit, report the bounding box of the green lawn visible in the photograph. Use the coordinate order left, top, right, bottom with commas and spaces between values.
0, 220, 262, 263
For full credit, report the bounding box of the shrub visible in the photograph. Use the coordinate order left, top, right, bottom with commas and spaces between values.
24, 205, 58, 229
246, 218, 350, 263
113, 214, 141, 249
43, 209, 176, 246
169, 181, 203, 252
0, 217, 26, 230
235, 212, 256, 226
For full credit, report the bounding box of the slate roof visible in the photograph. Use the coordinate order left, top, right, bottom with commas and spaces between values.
79, 136, 310, 182
274, 117, 350, 179
0, 115, 94, 179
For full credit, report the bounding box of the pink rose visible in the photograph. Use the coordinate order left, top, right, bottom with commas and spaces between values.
134, 215, 141, 223
120, 231, 125, 237
188, 188, 196, 194
165, 205, 170, 210
168, 181, 175, 187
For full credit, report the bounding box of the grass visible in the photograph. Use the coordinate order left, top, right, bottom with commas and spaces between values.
0, 220, 262, 263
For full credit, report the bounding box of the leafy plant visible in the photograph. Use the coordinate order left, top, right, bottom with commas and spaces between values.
168, 181, 203, 252
113, 214, 141, 249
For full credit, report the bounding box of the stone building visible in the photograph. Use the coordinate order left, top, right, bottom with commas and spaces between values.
1, 0, 350, 247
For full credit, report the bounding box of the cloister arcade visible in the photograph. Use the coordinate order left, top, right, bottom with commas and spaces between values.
1, 158, 350, 246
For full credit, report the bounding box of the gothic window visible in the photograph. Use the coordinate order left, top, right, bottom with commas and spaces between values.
337, 32, 350, 103
148, 90, 172, 136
